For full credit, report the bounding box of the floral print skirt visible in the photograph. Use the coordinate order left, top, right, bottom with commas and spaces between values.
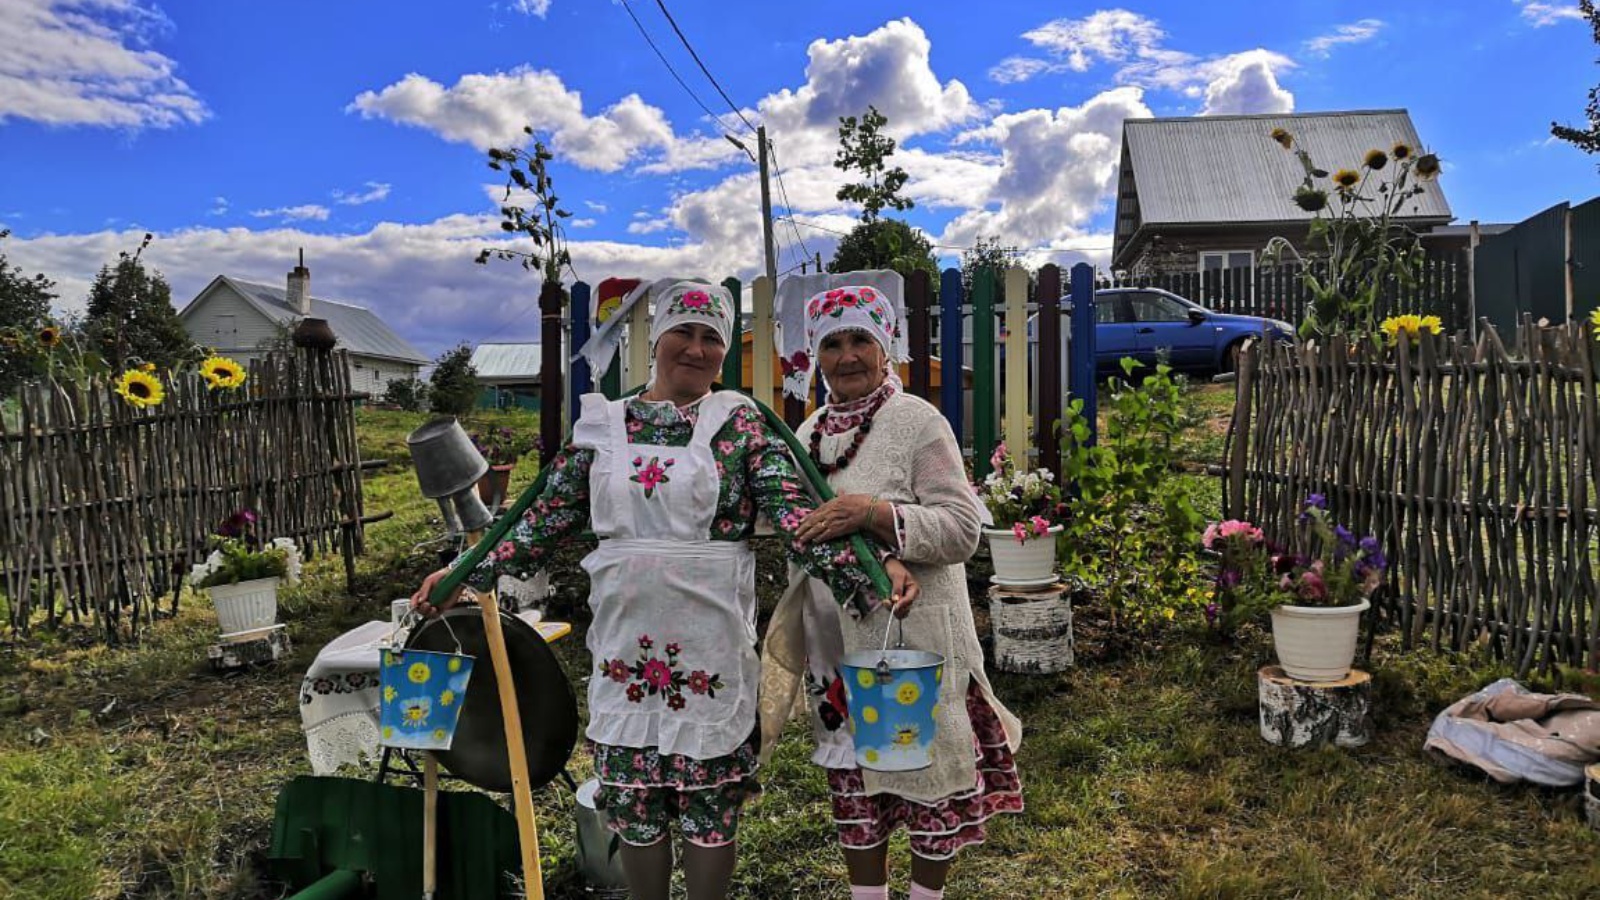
826, 683, 1023, 860
592, 733, 760, 848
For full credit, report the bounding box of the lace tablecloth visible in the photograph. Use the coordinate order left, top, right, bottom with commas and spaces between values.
298, 604, 570, 774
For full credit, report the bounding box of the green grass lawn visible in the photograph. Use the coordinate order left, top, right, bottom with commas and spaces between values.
1, 394, 1597, 899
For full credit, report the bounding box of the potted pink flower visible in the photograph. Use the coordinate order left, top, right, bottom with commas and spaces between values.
976, 443, 1064, 585
1205, 495, 1387, 681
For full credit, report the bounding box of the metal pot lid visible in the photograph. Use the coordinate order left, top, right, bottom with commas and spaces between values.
405, 606, 579, 793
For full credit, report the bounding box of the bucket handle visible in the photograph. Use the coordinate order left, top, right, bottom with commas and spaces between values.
392, 607, 466, 656
875, 611, 905, 679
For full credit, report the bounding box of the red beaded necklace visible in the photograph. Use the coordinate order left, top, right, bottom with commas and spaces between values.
808, 389, 891, 475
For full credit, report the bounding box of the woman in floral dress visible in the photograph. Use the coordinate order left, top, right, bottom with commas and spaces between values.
414, 280, 916, 900
760, 284, 1023, 900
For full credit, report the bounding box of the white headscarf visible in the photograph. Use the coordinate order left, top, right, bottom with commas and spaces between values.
648, 280, 735, 350
573, 278, 733, 378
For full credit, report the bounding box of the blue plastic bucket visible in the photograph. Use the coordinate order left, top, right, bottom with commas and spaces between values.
379, 647, 475, 751
839, 646, 945, 772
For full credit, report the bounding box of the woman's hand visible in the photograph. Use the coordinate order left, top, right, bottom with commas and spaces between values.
795, 494, 877, 545
410, 567, 466, 618
883, 557, 920, 619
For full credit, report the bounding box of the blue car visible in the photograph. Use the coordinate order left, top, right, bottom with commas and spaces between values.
1091, 287, 1293, 375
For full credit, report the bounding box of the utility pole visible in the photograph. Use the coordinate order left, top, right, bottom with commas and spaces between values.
757, 125, 778, 288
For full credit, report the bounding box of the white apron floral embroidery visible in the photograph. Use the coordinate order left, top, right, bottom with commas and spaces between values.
575, 391, 758, 760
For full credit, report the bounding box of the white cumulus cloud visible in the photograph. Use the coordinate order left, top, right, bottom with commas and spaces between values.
511, 0, 551, 17
0, 0, 208, 128
1198, 51, 1296, 115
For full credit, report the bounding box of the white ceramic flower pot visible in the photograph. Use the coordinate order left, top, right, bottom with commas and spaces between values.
1270, 598, 1369, 682
209, 576, 281, 635
983, 525, 1063, 583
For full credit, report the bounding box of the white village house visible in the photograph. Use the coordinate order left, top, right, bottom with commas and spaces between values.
177, 256, 428, 396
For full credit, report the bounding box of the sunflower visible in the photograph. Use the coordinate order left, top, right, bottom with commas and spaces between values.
140, 362, 157, 373
199, 355, 247, 390
114, 369, 165, 408
1293, 186, 1329, 213
1270, 127, 1293, 150
1391, 142, 1413, 161
1590, 307, 1600, 330
1332, 169, 1361, 189
1414, 153, 1441, 180
38, 325, 62, 348
1363, 149, 1388, 170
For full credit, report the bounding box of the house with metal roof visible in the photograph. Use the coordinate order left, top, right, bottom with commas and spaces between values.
1112, 109, 1455, 276
177, 257, 428, 398
469, 342, 542, 410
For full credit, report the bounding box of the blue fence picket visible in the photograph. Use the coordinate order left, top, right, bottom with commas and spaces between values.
1067, 262, 1097, 447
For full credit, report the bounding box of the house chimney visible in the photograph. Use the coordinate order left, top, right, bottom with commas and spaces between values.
286, 248, 311, 315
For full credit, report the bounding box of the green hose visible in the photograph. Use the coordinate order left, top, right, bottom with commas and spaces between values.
429, 388, 893, 604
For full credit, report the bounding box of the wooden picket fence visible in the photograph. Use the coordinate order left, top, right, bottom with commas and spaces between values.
556, 265, 1100, 484
0, 349, 373, 642
1225, 320, 1600, 676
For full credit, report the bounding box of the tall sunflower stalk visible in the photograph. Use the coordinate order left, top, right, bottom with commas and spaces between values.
1262, 128, 1442, 339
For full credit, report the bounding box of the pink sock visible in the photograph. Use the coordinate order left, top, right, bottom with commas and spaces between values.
909, 883, 945, 900
849, 886, 889, 900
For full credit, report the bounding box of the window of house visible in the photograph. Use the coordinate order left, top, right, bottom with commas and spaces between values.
1199, 251, 1254, 273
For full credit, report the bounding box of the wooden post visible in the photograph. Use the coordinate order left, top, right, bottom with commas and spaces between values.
624, 288, 651, 393
570, 281, 592, 405
1066, 263, 1097, 448
939, 268, 965, 452
538, 281, 565, 469
908, 269, 932, 400
752, 275, 776, 413
1003, 266, 1029, 464
1036, 265, 1063, 484
721, 277, 743, 391
1257, 666, 1373, 749
971, 268, 997, 481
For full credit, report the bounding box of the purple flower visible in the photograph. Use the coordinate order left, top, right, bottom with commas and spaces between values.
1217, 568, 1241, 590
1359, 536, 1381, 555
1304, 494, 1328, 510
218, 508, 258, 538
1204, 603, 1220, 626
1334, 525, 1357, 547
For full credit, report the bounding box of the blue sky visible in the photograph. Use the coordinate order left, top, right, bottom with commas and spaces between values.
1, 0, 1596, 356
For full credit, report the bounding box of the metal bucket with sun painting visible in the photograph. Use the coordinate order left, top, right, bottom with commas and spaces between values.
379, 619, 475, 751
840, 615, 945, 772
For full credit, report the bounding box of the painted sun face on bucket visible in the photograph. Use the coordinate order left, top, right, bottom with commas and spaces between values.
893, 724, 920, 746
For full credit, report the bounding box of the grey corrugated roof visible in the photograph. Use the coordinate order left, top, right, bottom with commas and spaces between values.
1123, 110, 1453, 228
470, 343, 543, 379
223, 277, 429, 364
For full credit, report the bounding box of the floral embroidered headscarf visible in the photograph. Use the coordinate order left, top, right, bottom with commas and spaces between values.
649, 280, 734, 351
782, 284, 908, 399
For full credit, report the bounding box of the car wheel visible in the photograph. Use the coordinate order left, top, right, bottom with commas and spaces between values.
1220, 339, 1245, 374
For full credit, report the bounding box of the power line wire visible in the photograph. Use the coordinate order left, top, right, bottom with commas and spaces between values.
652, 0, 758, 134
617, 0, 748, 138
767, 143, 814, 264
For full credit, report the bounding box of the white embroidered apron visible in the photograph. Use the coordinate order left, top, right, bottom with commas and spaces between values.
574, 391, 758, 761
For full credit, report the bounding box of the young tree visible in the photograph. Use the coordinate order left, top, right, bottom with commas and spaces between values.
478, 131, 575, 285
81, 235, 199, 371
961, 235, 1022, 296
834, 106, 913, 223
1552, 0, 1600, 162
428, 344, 480, 416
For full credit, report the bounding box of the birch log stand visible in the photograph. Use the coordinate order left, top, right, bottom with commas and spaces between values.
1258, 666, 1372, 749
987, 583, 1074, 674
206, 626, 291, 672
